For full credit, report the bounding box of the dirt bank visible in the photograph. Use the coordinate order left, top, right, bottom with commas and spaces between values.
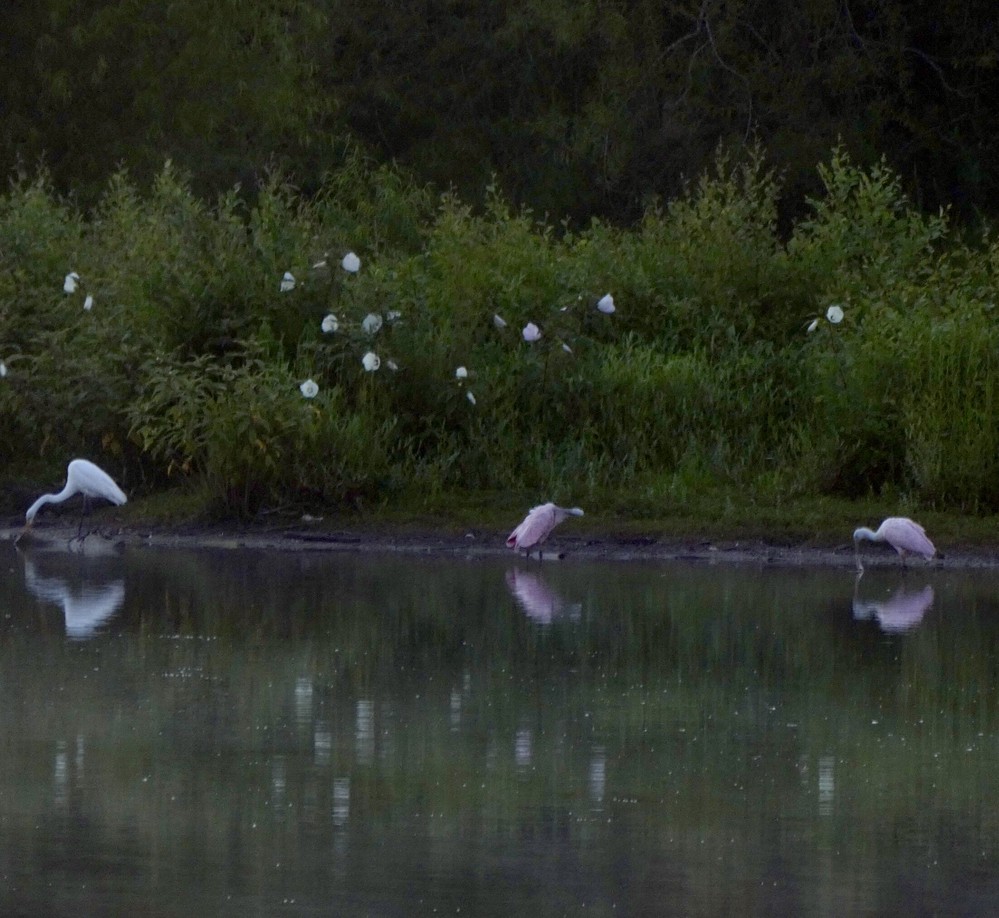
3, 519, 997, 569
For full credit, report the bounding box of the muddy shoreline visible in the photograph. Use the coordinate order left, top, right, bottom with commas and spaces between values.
3, 520, 997, 569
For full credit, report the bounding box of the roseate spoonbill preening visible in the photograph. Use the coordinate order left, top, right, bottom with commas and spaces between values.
22, 459, 127, 537
852, 517, 936, 571
507, 502, 584, 560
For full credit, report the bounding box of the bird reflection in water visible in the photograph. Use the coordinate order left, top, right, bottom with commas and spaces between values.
505, 569, 582, 624
21, 555, 125, 640
852, 574, 935, 634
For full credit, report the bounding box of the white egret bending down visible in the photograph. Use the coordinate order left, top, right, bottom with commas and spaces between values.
507, 503, 584, 560
853, 517, 936, 571
24, 459, 127, 536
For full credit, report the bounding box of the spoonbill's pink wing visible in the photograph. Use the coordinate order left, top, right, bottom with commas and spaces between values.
506, 504, 556, 550
881, 517, 936, 559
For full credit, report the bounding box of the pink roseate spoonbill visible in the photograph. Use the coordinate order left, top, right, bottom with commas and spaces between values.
22, 459, 127, 537
852, 517, 936, 571
506, 502, 584, 560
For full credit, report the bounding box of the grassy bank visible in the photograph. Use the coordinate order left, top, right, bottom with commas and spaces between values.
3, 145, 999, 528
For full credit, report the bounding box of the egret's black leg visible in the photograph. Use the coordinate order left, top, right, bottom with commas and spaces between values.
77, 495, 92, 540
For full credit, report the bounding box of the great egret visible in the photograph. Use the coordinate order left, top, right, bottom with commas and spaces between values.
23, 459, 127, 535
507, 502, 584, 560
853, 517, 936, 570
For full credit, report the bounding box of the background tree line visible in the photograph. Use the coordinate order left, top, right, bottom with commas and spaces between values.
2, 0, 998, 224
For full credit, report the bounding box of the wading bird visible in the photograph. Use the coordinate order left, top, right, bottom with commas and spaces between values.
23, 459, 127, 537
507, 502, 584, 560
853, 517, 936, 571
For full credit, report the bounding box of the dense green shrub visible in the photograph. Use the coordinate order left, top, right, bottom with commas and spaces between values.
5, 146, 999, 516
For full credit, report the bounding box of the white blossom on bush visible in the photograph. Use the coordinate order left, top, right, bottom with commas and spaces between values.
321, 313, 339, 333
493, 314, 507, 329
280, 271, 296, 292
361, 313, 383, 335
826, 304, 844, 324
342, 252, 361, 273
300, 378, 319, 398
597, 293, 615, 314
522, 322, 541, 342
466, 391, 476, 405
455, 366, 468, 379
362, 351, 381, 371
63, 272, 80, 294
83, 294, 94, 311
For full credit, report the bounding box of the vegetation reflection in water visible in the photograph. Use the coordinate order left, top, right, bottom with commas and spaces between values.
2, 542, 999, 916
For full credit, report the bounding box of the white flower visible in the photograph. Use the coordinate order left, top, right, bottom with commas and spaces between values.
0, 360, 7, 378
466, 391, 476, 405
361, 313, 383, 335
387, 359, 399, 371
597, 293, 615, 314
299, 378, 319, 398
362, 351, 381, 372
806, 318, 819, 334
83, 294, 94, 311
522, 322, 541, 342
342, 252, 361, 273
280, 271, 296, 292
63, 272, 80, 294
562, 342, 573, 354
386, 310, 402, 322
493, 314, 507, 329
321, 313, 339, 333
455, 366, 468, 379
826, 304, 844, 324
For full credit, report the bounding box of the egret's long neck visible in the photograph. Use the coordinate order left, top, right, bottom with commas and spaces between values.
25, 485, 74, 523
853, 527, 880, 543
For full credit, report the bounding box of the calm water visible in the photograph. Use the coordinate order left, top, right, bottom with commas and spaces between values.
2, 539, 999, 916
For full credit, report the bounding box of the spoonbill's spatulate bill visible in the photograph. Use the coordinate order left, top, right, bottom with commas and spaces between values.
507, 503, 584, 560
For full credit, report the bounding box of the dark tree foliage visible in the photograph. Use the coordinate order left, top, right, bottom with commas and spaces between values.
2, 0, 999, 222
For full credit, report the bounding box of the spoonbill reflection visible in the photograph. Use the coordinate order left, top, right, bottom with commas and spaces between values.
22, 558, 125, 639
505, 569, 581, 624
506, 503, 584, 560
853, 517, 935, 571
23, 459, 127, 536
852, 578, 935, 634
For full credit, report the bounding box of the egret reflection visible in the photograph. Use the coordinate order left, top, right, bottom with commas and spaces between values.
505, 569, 582, 624
22, 556, 125, 639
852, 576, 935, 634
